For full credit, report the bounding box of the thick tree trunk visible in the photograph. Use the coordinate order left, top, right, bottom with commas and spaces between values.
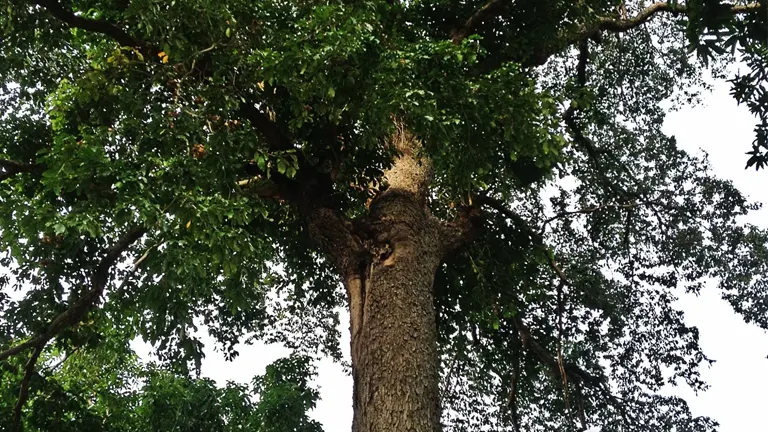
345, 126, 445, 432
306, 124, 475, 432
346, 222, 443, 432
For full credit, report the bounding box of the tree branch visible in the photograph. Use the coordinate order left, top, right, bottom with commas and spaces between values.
306, 208, 366, 275
31, 0, 153, 53
473, 193, 578, 305
11, 346, 43, 432
451, 0, 509, 44
527, 2, 762, 67
539, 200, 660, 233
479, 196, 634, 425
0, 226, 146, 362
474, 193, 569, 282
598, 1, 760, 33
236, 176, 285, 200
0, 159, 42, 182
238, 102, 293, 152
561, 37, 590, 127
561, 37, 637, 201
43, 346, 79, 373
473, 194, 543, 242
513, 314, 624, 429
435, 205, 485, 259
32, 0, 346, 236
513, 316, 603, 388
597, 2, 686, 32
236, 101, 328, 206
476, 192, 631, 424
32, 0, 351, 252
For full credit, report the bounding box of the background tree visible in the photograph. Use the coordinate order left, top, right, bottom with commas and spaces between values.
2, 0, 768, 431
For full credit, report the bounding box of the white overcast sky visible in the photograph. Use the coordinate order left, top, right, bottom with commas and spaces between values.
137, 76, 768, 432
657, 78, 768, 431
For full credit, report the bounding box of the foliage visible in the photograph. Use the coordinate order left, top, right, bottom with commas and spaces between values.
2, 0, 768, 431
0, 345, 320, 432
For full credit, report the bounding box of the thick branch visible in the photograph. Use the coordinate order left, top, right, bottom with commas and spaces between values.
526, 2, 762, 67
91, 226, 146, 289
236, 175, 285, 200
236, 104, 360, 287
237, 102, 343, 209
435, 206, 485, 259
561, 37, 590, 126
452, 0, 509, 44
559, 38, 601, 188
0, 226, 146, 362
598, 1, 760, 33
32, 0, 151, 52
238, 103, 293, 152
0, 159, 42, 182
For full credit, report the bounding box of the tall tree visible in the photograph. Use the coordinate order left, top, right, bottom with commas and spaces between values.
2, 1, 768, 431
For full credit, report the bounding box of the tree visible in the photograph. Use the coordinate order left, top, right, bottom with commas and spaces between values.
2, 0, 768, 431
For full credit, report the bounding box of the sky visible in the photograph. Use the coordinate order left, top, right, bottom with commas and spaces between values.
131, 76, 768, 431
657, 78, 768, 431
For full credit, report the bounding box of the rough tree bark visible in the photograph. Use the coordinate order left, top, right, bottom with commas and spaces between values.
347, 126, 443, 432
308, 124, 475, 432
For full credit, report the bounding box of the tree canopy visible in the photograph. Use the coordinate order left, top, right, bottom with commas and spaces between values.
2, 1, 768, 431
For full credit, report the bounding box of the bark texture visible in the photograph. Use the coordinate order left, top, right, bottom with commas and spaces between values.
348, 126, 443, 432
347, 240, 442, 432
306, 124, 477, 432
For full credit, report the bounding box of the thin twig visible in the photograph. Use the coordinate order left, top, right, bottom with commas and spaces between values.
539, 200, 660, 233
44, 346, 80, 373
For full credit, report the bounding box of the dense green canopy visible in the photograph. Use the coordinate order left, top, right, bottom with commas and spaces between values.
2, 1, 768, 431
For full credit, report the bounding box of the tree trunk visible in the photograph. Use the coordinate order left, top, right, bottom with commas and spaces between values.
307, 124, 474, 432
346, 125, 445, 432
346, 222, 443, 432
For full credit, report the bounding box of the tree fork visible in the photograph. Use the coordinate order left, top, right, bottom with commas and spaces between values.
306, 124, 476, 432
347, 126, 441, 432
